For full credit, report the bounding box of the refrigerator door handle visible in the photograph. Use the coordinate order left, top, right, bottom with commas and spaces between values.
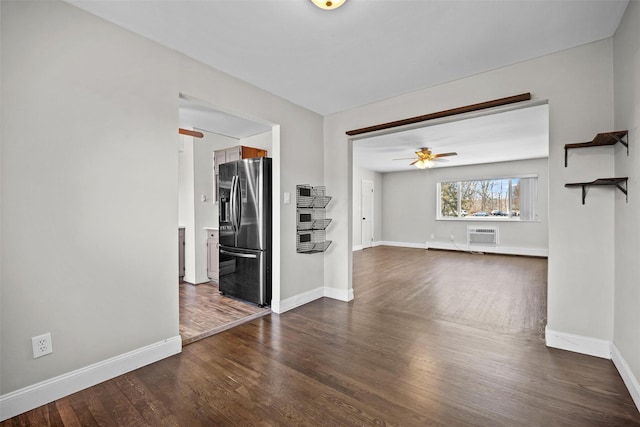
220, 249, 258, 259
234, 175, 242, 234
230, 175, 238, 233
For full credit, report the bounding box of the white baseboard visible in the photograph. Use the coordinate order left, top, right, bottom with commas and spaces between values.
426, 241, 548, 257
277, 285, 354, 314
379, 241, 427, 249
353, 242, 384, 251
0, 336, 182, 422
545, 326, 611, 359
277, 286, 325, 313
270, 298, 281, 313
356, 241, 547, 257
612, 344, 640, 412
324, 286, 354, 302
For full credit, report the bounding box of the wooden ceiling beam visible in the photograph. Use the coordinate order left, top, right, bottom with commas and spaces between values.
345, 92, 532, 136
179, 128, 204, 138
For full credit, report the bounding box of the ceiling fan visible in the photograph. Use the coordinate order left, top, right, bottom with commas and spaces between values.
394, 147, 458, 169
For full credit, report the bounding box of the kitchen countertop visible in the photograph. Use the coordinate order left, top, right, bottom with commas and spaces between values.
204, 227, 219, 231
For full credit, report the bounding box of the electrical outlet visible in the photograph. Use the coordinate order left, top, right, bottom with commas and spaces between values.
32, 333, 53, 358
430, 233, 435, 239
450, 234, 455, 241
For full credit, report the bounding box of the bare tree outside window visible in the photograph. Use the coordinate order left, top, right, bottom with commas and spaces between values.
437, 176, 537, 220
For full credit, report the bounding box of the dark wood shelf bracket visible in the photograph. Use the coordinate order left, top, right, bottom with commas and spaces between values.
564, 130, 628, 167
565, 177, 628, 204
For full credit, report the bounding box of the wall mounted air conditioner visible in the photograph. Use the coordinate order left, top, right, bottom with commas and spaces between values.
467, 226, 498, 245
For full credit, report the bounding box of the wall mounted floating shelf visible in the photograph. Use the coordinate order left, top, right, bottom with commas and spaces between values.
565, 177, 628, 204
564, 130, 628, 167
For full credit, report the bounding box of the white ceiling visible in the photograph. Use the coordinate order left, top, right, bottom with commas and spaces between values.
353, 103, 549, 172
67, 0, 628, 116
178, 96, 271, 139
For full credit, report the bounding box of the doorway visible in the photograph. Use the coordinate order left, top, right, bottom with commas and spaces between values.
178, 281, 269, 345
177, 94, 280, 345
350, 100, 549, 317
361, 180, 374, 249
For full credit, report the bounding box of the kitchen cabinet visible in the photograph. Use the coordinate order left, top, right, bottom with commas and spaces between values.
206, 229, 219, 282
214, 145, 267, 167
178, 227, 185, 280
240, 146, 267, 159
214, 145, 267, 202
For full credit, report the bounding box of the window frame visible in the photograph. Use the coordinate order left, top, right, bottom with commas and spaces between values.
436, 174, 539, 222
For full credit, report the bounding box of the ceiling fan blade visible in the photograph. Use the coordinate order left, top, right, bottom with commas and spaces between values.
409, 159, 419, 165
433, 152, 458, 158
433, 157, 450, 162
392, 157, 417, 161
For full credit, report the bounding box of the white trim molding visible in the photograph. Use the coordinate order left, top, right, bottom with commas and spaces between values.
276, 287, 325, 313
277, 286, 354, 314
324, 286, 354, 302
353, 241, 384, 251
427, 241, 548, 257
379, 241, 427, 249
545, 326, 611, 359
612, 344, 640, 412
0, 336, 182, 422
376, 241, 548, 257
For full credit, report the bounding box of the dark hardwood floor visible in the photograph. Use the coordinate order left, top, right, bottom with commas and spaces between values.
179, 281, 270, 345
3, 247, 639, 426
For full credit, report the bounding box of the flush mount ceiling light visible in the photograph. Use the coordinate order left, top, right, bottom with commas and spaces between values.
311, 0, 346, 10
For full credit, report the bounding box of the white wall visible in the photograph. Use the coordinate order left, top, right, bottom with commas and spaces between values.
325, 39, 615, 344
380, 158, 548, 254
613, 0, 640, 394
0, 0, 324, 401
352, 166, 382, 248
178, 136, 192, 228
178, 134, 196, 281
182, 131, 238, 284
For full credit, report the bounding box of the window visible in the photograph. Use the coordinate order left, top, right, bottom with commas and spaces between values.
437, 176, 538, 221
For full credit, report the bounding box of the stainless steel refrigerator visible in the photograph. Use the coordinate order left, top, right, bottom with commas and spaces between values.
218, 157, 272, 306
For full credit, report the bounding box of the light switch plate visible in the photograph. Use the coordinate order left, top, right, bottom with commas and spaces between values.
284, 192, 291, 204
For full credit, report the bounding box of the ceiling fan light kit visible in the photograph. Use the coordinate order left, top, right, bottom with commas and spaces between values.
311, 0, 346, 10
414, 159, 433, 169
395, 147, 458, 170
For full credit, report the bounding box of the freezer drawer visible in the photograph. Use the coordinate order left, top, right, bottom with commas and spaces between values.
219, 245, 269, 306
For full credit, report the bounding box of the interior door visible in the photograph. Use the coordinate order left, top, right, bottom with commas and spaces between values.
361, 180, 374, 249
